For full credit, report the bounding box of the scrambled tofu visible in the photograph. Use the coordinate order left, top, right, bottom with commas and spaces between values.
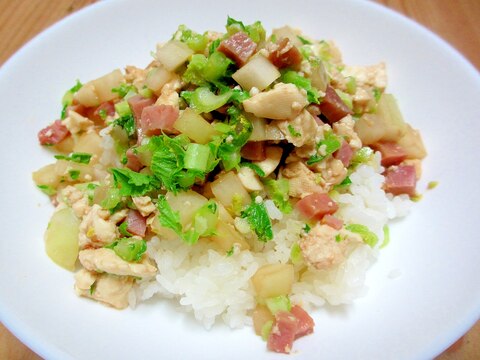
300, 224, 362, 270
64, 111, 94, 134
74, 269, 133, 309
281, 161, 324, 198
155, 76, 182, 107
60, 185, 90, 218
132, 196, 157, 217
276, 110, 318, 148
78, 204, 122, 249
332, 115, 362, 151
79, 247, 157, 278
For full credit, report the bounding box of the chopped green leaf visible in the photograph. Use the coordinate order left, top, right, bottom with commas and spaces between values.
68, 170, 80, 180
239, 162, 265, 177
112, 83, 137, 98
174, 25, 208, 52
54, 152, 92, 164
114, 114, 136, 137
264, 178, 292, 214
345, 224, 378, 247
303, 223, 311, 233
226, 246, 235, 257
241, 200, 273, 242
61, 80, 83, 119
37, 185, 56, 196
118, 222, 133, 237
373, 87, 382, 102
297, 35, 312, 45
89, 282, 96, 295
98, 109, 107, 120
157, 195, 182, 235
111, 168, 159, 196
280, 70, 320, 104
306, 131, 341, 165
334, 176, 352, 190
335, 234, 342, 242
287, 124, 301, 137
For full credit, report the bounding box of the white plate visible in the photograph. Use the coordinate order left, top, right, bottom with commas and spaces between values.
1, 0, 479, 359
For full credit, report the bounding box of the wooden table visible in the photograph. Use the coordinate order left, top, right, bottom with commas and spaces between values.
0, 1, 478, 359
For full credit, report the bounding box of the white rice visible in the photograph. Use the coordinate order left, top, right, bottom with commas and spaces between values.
129, 152, 413, 328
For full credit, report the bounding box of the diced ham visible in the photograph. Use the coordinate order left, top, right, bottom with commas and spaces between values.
268, 38, 302, 69
267, 311, 299, 354
296, 193, 338, 220
139, 104, 179, 136
127, 95, 155, 120
334, 140, 354, 167
38, 120, 70, 145
320, 214, 343, 230
125, 210, 147, 237
90, 101, 116, 122
319, 85, 353, 123
290, 305, 315, 338
218, 32, 257, 67
125, 149, 143, 172
241, 141, 266, 161
373, 141, 407, 167
384, 165, 417, 197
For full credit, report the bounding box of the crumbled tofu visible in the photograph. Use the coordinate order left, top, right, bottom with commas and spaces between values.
78, 204, 118, 249
281, 161, 324, 198
60, 185, 90, 218
242, 83, 308, 120
132, 196, 156, 217
299, 224, 362, 270
154, 76, 182, 107
74, 269, 133, 309
125, 65, 147, 89
79, 247, 157, 278
312, 158, 348, 187
343, 62, 387, 90
333, 115, 362, 150
64, 111, 94, 134
276, 110, 318, 147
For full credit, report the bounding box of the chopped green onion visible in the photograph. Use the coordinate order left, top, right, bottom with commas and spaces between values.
100, 187, 122, 210
192, 200, 219, 237
118, 222, 133, 237
280, 70, 319, 104
297, 35, 312, 45
114, 100, 132, 117
303, 223, 311, 233
261, 320, 273, 341
350, 147, 374, 167
335, 89, 353, 110
265, 295, 291, 315
184, 143, 211, 172
264, 178, 292, 214
287, 125, 301, 137
427, 181, 439, 190
345, 224, 378, 247
346, 76, 357, 94
107, 238, 146, 262
240, 162, 266, 177
290, 243, 303, 265
112, 83, 136, 98
380, 225, 390, 249
181, 87, 232, 113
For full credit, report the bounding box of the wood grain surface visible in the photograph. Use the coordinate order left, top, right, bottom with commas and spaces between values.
0, 1, 478, 359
